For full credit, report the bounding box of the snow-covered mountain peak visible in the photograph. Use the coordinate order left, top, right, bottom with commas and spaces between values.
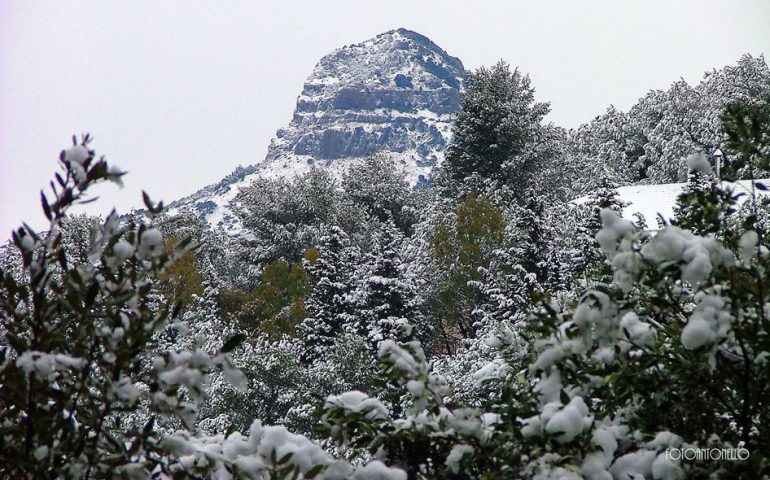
168, 29, 466, 233
299, 28, 464, 97
264, 28, 466, 179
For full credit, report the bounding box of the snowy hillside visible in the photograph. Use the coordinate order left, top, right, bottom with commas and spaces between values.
168, 29, 466, 234
575, 179, 770, 230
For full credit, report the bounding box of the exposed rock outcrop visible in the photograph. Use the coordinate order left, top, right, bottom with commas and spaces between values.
169, 29, 466, 233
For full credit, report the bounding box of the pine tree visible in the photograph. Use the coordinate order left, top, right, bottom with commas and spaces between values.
299, 226, 357, 362
350, 222, 423, 350
236, 169, 369, 263
637, 55, 770, 183
60, 213, 102, 264
568, 105, 648, 186
473, 199, 552, 329
443, 60, 550, 186
342, 154, 416, 233
508, 198, 550, 284
672, 170, 736, 236
568, 177, 626, 286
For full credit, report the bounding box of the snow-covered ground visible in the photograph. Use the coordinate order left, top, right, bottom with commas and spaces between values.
575, 179, 770, 230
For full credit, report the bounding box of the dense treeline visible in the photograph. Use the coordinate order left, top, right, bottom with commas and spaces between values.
1, 55, 769, 478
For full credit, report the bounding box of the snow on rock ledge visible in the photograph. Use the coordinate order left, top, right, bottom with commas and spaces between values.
266, 28, 466, 184
168, 29, 466, 234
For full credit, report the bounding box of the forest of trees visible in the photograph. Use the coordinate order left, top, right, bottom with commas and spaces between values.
1, 54, 769, 479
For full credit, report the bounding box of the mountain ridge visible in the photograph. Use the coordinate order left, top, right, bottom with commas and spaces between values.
169, 28, 466, 233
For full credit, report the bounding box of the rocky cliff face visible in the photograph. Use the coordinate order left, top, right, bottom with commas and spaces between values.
169, 29, 466, 233
263, 28, 465, 183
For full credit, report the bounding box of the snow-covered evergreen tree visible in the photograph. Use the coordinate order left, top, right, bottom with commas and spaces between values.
568, 105, 647, 186
566, 177, 628, 287
471, 199, 551, 333
635, 55, 769, 183
235, 169, 369, 263
299, 226, 358, 362
60, 213, 102, 264
348, 221, 424, 351
672, 160, 737, 236
443, 60, 550, 189
342, 154, 417, 233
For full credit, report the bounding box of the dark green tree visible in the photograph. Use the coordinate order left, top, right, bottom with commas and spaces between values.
443, 60, 550, 185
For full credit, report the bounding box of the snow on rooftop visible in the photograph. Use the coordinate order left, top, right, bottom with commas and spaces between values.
574, 179, 770, 230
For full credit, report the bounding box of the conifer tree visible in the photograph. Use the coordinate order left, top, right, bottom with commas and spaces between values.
508, 198, 550, 284
299, 226, 357, 361
444, 60, 549, 186
349, 222, 423, 350
474, 199, 550, 328
342, 154, 416, 233
672, 165, 736, 236
568, 177, 626, 286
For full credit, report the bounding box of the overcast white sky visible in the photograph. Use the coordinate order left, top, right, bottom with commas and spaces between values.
1, 0, 769, 239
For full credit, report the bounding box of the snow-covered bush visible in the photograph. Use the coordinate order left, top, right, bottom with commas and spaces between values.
319, 339, 507, 479
0, 138, 369, 479
0, 138, 241, 476
514, 107, 770, 478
